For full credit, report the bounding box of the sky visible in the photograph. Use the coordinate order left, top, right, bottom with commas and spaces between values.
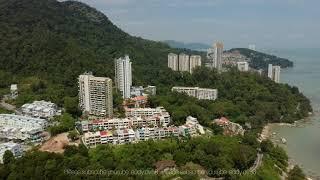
71, 0, 319, 49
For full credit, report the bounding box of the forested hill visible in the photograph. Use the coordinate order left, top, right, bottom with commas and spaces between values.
0, 0, 178, 95
228, 48, 294, 70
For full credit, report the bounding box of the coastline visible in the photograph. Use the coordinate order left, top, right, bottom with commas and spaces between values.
260, 115, 316, 179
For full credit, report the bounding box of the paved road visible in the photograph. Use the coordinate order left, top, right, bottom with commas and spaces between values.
0, 98, 21, 114
249, 153, 264, 172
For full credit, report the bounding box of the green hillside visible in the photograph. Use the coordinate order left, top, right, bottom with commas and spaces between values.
0, 0, 312, 179
0, 0, 178, 100
229, 48, 294, 69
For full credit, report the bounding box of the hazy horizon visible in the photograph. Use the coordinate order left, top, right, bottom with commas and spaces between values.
65, 0, 320, 49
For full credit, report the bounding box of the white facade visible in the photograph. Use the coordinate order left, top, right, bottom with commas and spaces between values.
0, 114, 47, 141
115, 55, 132, 99
189, 55, 202, 73
168, 53, 179, 71
21, 100, 59, 119
206, 42, 223, 71
130, 86, 144, 97
272, 66, 281, 83
79, 73, 113, 117
267, 64, 273, 79
172, 87, 218, 100
267, 64, 281, 83
237, 62, 249, 72
0, 142, 23, 163
178, 53, 190, 72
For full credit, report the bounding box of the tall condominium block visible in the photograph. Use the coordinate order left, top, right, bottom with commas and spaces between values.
168, 53, 179, 71
115, 55, 132, 99
267, 64, 273, 79
178, 53, 190, 72
214, 42, 224, 72
79, 73, 113, 117
272, 66, 281, 83
237, 62, 249, 72
172, 87, 218, 100
267, 64, 281, 83
189, 55, 202, 73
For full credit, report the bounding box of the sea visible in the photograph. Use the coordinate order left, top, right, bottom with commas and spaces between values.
264, 48, 320, 178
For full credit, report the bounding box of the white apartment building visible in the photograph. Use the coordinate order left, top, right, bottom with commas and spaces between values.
115, 128, 135, 144
0, 114, 47, 141
206, 42, 224, 71
0, 142, 23, 163
115, 55, 132, 99
130, 86, 144, 97
178, 53, 190, 72
81, 112, 171, 132
125, 107, 171, 126
189, 55, 202, 73
79, 73, 113, 117
237, 62, 249, 72
21, 100, 60, 119
83, 131, 114, 147
172, 87, 218, 100
267, 64, 281, 83
168, 53, 179, 71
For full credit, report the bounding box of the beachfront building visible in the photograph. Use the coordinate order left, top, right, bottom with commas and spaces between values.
21, 100, 60, 119
0, 142, 23, 163
115, 55, 132, 99
172, 86, 218, 100
0, 114, 47, 142
78, 73, 113, 117
267, 64, 281, 83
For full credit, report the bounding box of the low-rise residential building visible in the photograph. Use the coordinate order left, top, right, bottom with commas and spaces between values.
130, 86, 144, 97
124, 96, 148, 108
0, 114, 47, 142
0, 142, 23, 163
237, 62, 249, 72
125, 106, 169, 117
83, 129, 136, 148
172, 87, 218, 100
21, 100, 60, 119
80, 112, 171, 132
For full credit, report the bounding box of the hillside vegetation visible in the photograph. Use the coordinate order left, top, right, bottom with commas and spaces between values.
0, 0, 312, 179
229, 48, 294, 69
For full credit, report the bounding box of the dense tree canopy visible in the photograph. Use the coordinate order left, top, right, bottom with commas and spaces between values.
0, 0, 311, 179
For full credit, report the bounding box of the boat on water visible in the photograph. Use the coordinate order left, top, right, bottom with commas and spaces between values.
281, 137, 287, 144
